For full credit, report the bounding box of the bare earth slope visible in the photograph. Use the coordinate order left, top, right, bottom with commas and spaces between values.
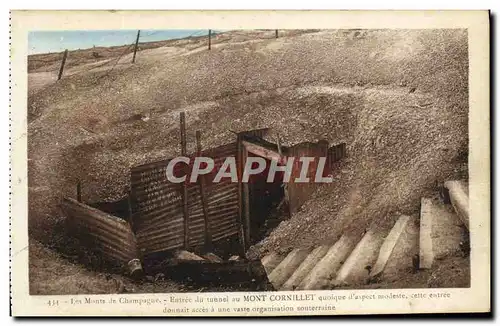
28, 29, 468, 293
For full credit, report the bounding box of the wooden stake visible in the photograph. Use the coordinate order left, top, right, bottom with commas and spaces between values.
57, 49, 68, 80
132, 30, 141, 63
276, 133, 282, 156
236, 134, 247, 255
196, 131, 212, 250
180, 112, 190, 249
76, 181, 82, 202
243, 184, 251, 246
242, 148, 251, 247
208, 29, 212, 50
127, 190, 135, 232
275, 29, 278, 38
275, 133, 290, 218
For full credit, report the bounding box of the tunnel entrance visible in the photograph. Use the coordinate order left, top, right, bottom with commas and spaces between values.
238, 135, 346, 249
245, 153, 286, 245
86, 133, 347, 260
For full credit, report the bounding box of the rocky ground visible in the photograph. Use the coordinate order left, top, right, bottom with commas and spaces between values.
28, 29, 468, 294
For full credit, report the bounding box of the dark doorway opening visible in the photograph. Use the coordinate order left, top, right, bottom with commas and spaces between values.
245, 153, 286, 245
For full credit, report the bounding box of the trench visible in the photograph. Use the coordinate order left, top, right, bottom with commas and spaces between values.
90, 168, 288, 261
80, 154, 288, 290
60, 132, 344, 292
58, 197, 273, 291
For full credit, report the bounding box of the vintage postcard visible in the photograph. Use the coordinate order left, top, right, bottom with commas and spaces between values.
10, 10, 490, 316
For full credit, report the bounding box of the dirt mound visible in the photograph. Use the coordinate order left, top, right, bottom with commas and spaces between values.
257, 86, 467, 255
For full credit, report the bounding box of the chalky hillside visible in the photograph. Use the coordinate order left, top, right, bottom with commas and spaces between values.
28, 29, 469, 293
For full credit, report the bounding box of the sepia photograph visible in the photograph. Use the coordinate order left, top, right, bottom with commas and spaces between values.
10, 10, 490, 316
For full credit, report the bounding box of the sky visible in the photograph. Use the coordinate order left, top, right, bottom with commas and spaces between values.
28, 30, 213, 54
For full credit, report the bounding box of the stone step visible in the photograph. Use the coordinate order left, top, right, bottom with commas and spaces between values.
281, 245, 330, 291
174, 250, 205, 261
298, 235, 358, 290
334, 228, 385, 285
371, 215, 412, 278
419, 197, 466, 269
202, 252, 223, 263
268, 248, 310, 289
379, 216, 419, 280
261, 252, 285, 275
444, 180, 469, 230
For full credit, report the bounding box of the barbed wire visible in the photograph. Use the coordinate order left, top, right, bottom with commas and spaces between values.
97, 42, 135, 80
29, 57, 61, 63
65, 59, 114, 77
29, 29, 284, 80
186, 30, 207, 38
142, 31, 161, 37
140, 30, 208, 41
211, 30, 273, 37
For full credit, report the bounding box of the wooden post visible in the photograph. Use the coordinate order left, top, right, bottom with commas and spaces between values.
242, 147, 251, 248
279, 142, 293, 219
180, 112, 190, 249
132, 30, 141, 63
275, 132, 290, 218
196, 131, 212, 250
57, 49, 68, 80
275, 29, 278, 38
126, 190, 135, 232
236, 134, 247, 255
276, 133, 282, 156
243, 185, 251, 247
126, 189, 142, 274
208, 29, 212, 50
76, 181, 82, 202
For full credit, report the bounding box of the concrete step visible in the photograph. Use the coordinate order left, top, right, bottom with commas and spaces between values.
379, 216, 419, 281
419, 197, 467, 269
444, 180, 469, 230
419, 198, 434, 269
268, 248, 310, 289
281, 245, 330, 291
334, 228, 385, 285
298, 235, 358, 290
371, 215, 412, 278
261, 252, 285, 275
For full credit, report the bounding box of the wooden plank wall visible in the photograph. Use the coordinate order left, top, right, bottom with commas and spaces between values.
285, 141, 346, 215
61, 198, 140, 267
130, 142, 241, 256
